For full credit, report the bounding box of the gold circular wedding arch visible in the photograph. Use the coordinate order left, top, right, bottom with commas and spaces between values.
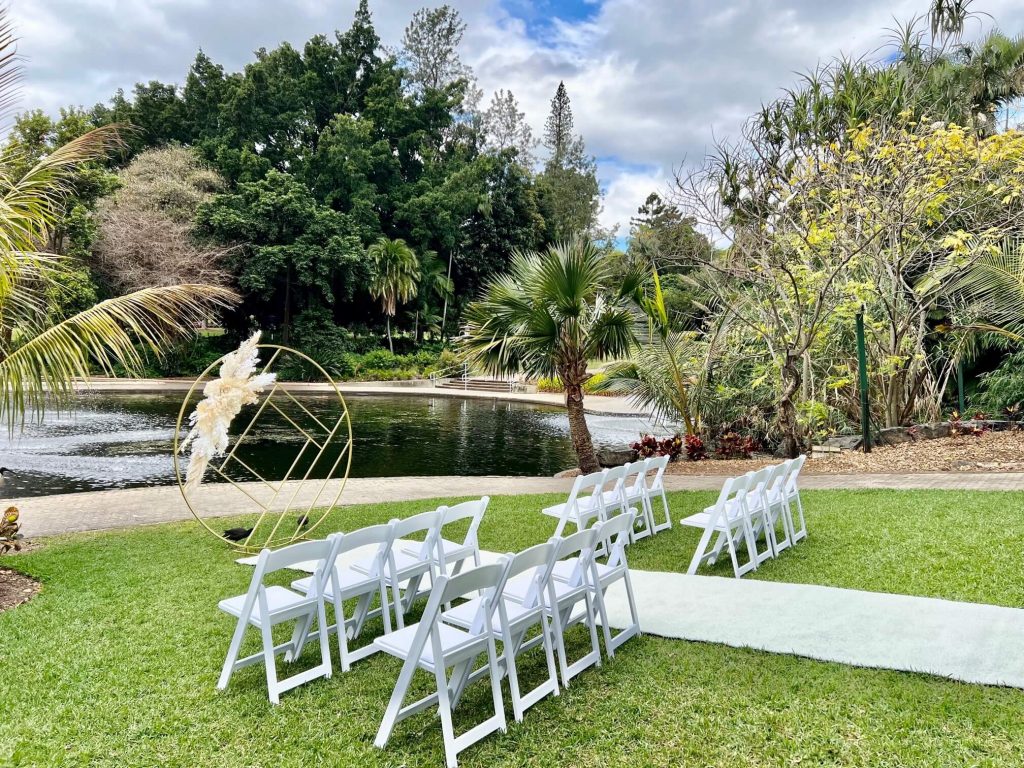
173, 345, 353, 553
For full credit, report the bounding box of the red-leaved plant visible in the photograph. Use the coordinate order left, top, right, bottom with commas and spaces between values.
684, 434, 706, 461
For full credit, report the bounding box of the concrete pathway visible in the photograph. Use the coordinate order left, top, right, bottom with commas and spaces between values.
10, 472, 1024, 538
601, 571, 1024, 688
74, 377, 650, 416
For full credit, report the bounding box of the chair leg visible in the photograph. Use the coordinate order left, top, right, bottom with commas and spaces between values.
592, 581, 616, 659
335, 596, 353, 672
375, 655, 417, 749
316, 599, 333, 678
486, 636, 507, 734
687, 526, 716, 575
434, 664, 459, 768
217, 616, 249, 691
259, 619, 280, 705
547, 601, 571, 688
583, 592, 602, 668
657, 489, 671, 530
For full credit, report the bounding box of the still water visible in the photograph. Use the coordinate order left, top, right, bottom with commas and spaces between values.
0, 394, 651, 498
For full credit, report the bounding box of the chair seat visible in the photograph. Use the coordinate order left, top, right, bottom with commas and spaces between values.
353, 550, 429, 578
551, 558, 618, 583
443, 595, 538, 632
541, 496, 598, 521
219, 586, 313, 627
291, 564, 378, 600
374, 621, 474, 665
680, 509, 739, 532
401, 537, 475, 564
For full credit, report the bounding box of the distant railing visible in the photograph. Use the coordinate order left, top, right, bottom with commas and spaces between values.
429, 362, 518, 392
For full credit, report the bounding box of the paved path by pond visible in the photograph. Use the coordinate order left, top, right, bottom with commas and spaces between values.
74, 377, 650, 417
9, 471, 1024, 538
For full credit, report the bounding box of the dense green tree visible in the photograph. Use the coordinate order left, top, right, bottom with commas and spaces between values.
536, 82, 600, 241
196, 170, 366, 343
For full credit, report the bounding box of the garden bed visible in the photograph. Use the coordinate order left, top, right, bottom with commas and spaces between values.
660, 429, 1024, 475
0, 568, 39, 612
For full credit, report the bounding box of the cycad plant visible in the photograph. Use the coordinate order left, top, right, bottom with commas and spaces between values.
461, 239, 640, 473
367, 237, 420, 352
0, 13, 235, 428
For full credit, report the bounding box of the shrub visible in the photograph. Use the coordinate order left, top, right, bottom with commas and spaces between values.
631, 433, 683, 461
0, 506, 23, 554
536, 373, 611, 395
949, 410, 987, 438
715, 431, 757, 459
684, 434, 707, 461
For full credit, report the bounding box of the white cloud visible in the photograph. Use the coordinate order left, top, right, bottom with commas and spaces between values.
13, 0, 1024, 233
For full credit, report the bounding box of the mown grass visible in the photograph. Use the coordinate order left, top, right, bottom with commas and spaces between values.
2, 489, 1023, 767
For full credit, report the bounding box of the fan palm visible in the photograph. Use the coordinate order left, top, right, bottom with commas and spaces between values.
367, 237, 420, 352
461, 239, 641, 473
0, 14, 235, 428
939, 238, 1024, 341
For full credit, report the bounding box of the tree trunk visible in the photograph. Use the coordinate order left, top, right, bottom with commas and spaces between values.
282, 265, 292, 345
778, 354, 802, 459
563, 372, 599, 473
386, 316, 393, 353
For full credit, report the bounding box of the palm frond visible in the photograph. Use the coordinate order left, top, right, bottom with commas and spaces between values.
0, 284, 236, 429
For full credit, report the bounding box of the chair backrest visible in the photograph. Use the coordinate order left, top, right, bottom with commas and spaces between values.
504, 540, 558, 610
337, 522, 394, 578
742, 467, 773, 512
407, 562, 507, 666
438, 561, 509, 635
602, 464, 627, 494
707, 473, 750, 527
622, 460, 647, 494
263, 537, 337, 575
553, 527, 600, 588
440, 497, 489, 548
645, 455, 670, 491
787, 454, 807, 491
764, 462, 789, 498
241, 536, 340, 621
569, 469, 606, 505
595, 511, 635, 569
390, 509, 443, 558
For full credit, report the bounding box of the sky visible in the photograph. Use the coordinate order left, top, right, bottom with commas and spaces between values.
13, 0, 1024, 235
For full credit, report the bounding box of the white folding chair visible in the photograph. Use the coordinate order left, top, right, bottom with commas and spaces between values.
733, 467, 776, 567
680, 474, 760, 578
528, 528, 603, 688
587, 512, 641, 657
541, 469, 607, 539
406, 497, 487, 576
291, 522, 396, 672
644, 455, 672, 532
355, 509, 441, 628
444, 541, 561, 722
217, 536, 340, 704
784, 454, 808, 543
374, 563, 509, 768
621, 461, 655, 540
759, 462, 794, 556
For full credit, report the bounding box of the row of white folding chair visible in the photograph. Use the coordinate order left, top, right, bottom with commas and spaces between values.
374, 512, 642, 768
681, 455, 808, 578
218, 499, 490, 700
542, 456, 671, 545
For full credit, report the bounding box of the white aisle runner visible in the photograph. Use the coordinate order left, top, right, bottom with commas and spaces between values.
602, 570, 1024, 688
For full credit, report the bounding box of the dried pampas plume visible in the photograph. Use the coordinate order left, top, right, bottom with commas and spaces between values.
178, 332, 276, 492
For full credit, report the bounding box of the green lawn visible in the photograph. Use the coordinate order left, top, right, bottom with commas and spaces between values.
2, 489, 1024, 767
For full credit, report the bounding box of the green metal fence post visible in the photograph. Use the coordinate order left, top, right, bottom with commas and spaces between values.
856, 308, 872, 453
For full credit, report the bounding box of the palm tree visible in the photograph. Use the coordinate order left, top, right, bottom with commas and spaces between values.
0, 13, 235, 428
461, 239, 640, 473
367, 237, 420, 353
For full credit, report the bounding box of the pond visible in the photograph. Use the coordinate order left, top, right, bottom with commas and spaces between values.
0, 394, 653, 498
